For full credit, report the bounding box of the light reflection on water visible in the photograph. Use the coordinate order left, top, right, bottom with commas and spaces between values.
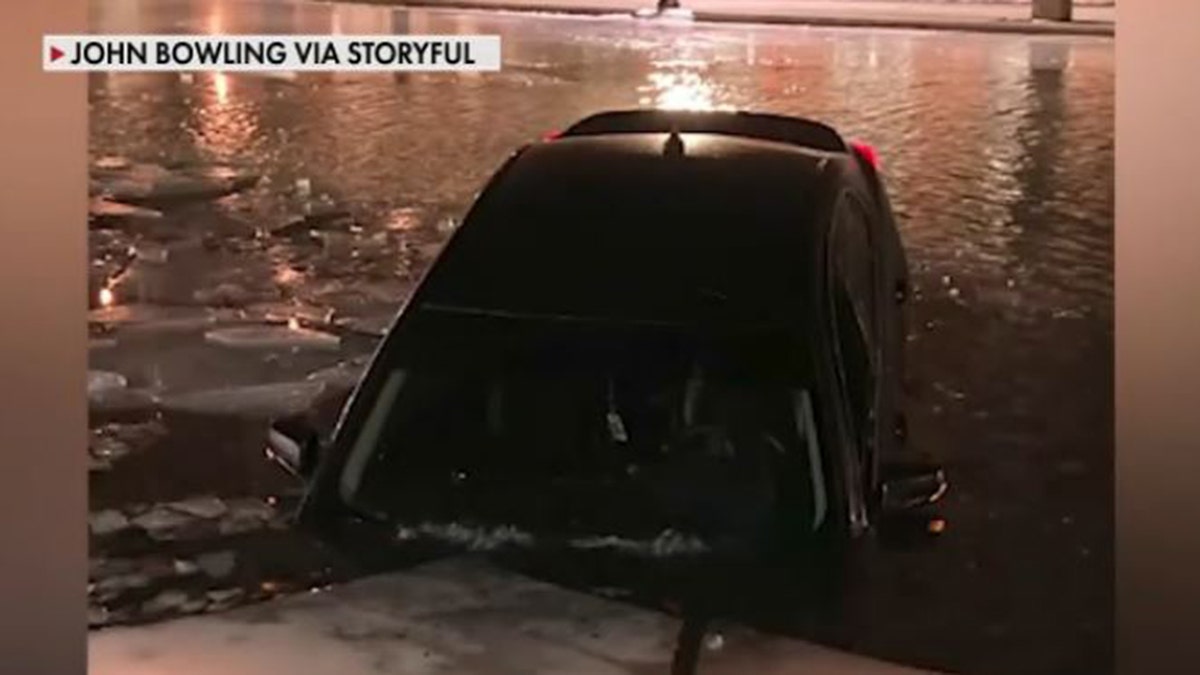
642, 68, 722, 110
188, 70, 262, 162
90, 21, 1112, 316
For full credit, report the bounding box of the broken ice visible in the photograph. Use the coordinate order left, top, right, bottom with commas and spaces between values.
204, 325, 341, 350
217, 498, 280, 535
93, 572, 152, 595
196, 550, 237, 579
89, 509, 131, 537
88, 371, 128, 397
570, 530, 710, 557
142, 590, 190, 615
88, 605, 110, 628
394, 522, 536, 551
167, 496, 228, 520
131, 506, 195, 537
160, 380, 328, 420
206, 587, 246, 611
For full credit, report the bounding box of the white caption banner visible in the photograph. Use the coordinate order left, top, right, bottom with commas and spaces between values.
44, 35, 502, 72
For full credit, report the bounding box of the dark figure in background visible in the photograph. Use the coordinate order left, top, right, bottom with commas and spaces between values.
657, 0, 681, 11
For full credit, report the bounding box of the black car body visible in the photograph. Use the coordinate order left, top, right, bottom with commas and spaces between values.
272, 110, 946, 608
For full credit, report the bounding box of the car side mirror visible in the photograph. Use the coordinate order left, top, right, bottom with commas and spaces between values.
265, 416, 323, 480
876, 460, 948, 546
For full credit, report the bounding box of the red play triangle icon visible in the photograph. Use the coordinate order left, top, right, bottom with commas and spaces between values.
49, 46, 64, 62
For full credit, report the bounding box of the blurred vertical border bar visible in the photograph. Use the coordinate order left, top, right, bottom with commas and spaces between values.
0, 0, 87, 672
1116, 0, 1200, 673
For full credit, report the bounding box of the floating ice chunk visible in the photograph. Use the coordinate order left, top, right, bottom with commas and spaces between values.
570, 529, 710, 557
89, 337, 118, 350
88, 605, 110, 628
160, 380, 328, 420
305, 360, 367, 389
571, 535, 634, 552
181, 597, 210, 614
131, 506, 195, 538
142, 590, 189, 615
458, 524, 534, 550
89, 421, 166, 464
649, 530, 709, 557
413, 242, 443, 260
274, 206, 354, 237
217, 498, 280, 536
88, 388, 161, 417
383, 207, 422, 231
89, 303, 221, 330
196, 551, 237, 579
226, 498, 277, 522
256, 71, 298, 82
94, 156, 130, 170
90, 437, 131, 462
88, 197, 163, 224
167, 496, 228, 520
102, 166, 259, 207
394, 522, 535, 551
206, 588, 245, 611
88, 371, 128, 397
107, 419, 167, 445
259, 302, 333, 326
89, 509, 131, 536
193, 283, 255, 308
94, 572, 151, 595
204, 325, 341, 350
90, 557, 137, 581
336, 314, 393, 338
133, 244, 170, 264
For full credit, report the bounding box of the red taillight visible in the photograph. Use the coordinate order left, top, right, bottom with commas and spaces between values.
849, 140, 881, 171
542, 129, 563, 142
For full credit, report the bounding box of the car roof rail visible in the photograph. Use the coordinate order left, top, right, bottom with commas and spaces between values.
559, 109, 849, 153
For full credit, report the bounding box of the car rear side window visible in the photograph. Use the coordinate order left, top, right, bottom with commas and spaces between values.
828, 196, 877, 444
833, 198, 876, 339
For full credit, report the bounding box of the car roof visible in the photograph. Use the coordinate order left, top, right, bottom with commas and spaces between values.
417, 132, 849, 326
559, 109, 849, 154
479, 131, 842, 241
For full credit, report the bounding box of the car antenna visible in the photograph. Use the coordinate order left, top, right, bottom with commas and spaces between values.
664, 124, 685, 158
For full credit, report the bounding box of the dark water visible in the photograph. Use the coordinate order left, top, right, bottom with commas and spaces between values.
87, 2, 1113, 674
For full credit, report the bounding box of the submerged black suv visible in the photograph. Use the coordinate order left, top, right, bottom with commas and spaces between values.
270, 109, 947, 610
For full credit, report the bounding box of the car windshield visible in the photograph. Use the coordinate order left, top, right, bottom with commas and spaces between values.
338, 307, 830, 558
